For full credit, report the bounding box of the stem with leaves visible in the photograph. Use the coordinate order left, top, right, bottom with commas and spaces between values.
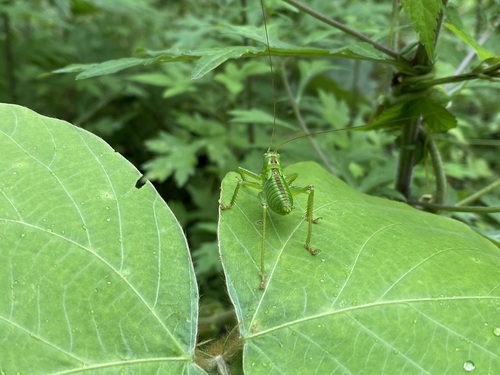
259, 0, 497, 214
284, 0, 402, 61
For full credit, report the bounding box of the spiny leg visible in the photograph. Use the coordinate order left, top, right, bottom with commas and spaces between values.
258, 192, 268, 289
290, 184, 321, 255
220, 167, 262, 210
304, 185, 320, 254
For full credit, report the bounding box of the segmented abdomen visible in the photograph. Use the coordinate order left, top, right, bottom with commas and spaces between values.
263, 169, 293, 215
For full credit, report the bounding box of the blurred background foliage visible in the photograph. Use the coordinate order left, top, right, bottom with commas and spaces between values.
1, 0, 499, 337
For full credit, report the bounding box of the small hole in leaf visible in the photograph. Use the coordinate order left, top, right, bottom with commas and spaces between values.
135, 177, 147, 189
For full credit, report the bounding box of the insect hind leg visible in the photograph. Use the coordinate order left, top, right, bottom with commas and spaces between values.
290, 184, 321, 255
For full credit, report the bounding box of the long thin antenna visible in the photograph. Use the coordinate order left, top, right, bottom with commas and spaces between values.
260, 0, 277, 150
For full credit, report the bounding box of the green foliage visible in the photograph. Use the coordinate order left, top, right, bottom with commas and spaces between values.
444, 5, 496, 61
1, 0, 499, 373
401, 0, 441, 60
3, 102, 499, 373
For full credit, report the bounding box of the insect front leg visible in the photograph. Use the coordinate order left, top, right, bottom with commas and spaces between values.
290, 184, 321, 255
220, 167, 261, 210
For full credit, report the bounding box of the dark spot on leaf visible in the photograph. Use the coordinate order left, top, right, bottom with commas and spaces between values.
135, 176, 147, 189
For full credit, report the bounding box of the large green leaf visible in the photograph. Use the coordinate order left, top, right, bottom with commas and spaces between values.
0, 104, 204, 374
218, 161, 500, 374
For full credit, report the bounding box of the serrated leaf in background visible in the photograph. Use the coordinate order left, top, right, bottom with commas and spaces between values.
417, 97, 457, 132
143, 132, 202, 186
192, 46, 263, 80
401, 0, 440, 61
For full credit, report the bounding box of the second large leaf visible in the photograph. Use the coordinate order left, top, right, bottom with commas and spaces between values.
218, 161, 500, 374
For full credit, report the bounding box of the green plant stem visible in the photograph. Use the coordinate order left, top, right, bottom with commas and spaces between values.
446, 14, 500, 94
198, 310, 236, 336
395, 0, 448, 198
408, 200, 500, 213
384, 0, 402, 93
427, 133, 446, 205
395, 118, 420, 197
456, 178, 500, 207
280, 65, 338, 177
260, 0, 278, 148
348, 60, 360, 127
242, 0, 256, 144
74, 96, 114, 126
413, 62, 500, 90
2, 9, 16, 102
256, 47, 380, 59
283, 0, 402, 61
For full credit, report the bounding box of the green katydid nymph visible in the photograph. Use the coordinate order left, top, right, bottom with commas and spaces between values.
219, 0, 320, 290
219, 148, 320, 289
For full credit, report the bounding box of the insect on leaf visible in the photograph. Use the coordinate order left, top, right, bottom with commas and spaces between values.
218, 161, 500, 373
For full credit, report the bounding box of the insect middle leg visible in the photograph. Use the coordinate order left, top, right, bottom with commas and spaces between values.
220, 168, 268, 289
290, 183, 321, 255
258, 192, 268, 289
